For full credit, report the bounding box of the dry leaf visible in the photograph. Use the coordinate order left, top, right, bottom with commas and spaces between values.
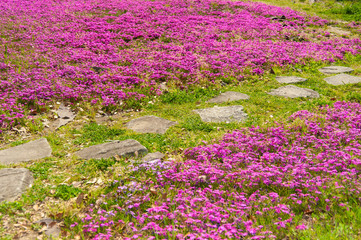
33, 204, 39, 211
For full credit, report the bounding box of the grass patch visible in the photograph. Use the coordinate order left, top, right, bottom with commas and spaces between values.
74, 123, 125, 144
54, 185, 82, 201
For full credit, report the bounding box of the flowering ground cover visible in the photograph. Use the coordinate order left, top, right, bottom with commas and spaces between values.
66, 101, 361, 239
1, 0, 361, 239
1, 0, 361, 132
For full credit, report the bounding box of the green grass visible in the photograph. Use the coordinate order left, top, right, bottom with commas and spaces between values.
253, 0, 361, 22
295, 205, 361, 239
54, 185, 83, 201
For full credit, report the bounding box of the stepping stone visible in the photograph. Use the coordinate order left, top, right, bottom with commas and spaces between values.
275, 76, 307, 84
319, 66, 353, 74
126, 115, 177, 134
324, 74, 361, 86
268, 85, 319, 98
326, 26, 351, 36
56, 104, 76, 129
0, 168, 34, 202
193, 105, 247, 123
141, 152, 165, 163
0, 138, 52, 165
36, 218, 61, 238
206, 91, 250, 103
74, 139, 148, 160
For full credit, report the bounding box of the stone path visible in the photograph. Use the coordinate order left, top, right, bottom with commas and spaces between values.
74, 139, 148, 160
126, 115, 177, 134
206, 91, 250, 103
324, 74, 361, 86
194, 105, 247, 123
319, 66, 354, 74
275, 76, 307, 84
0, 168, 33, 202
268, 85, 319, 98
1, 66, 355, 205
0, 138, 52, 165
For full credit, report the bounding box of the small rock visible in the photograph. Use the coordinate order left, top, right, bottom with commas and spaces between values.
193, 105, 248, 123
141, 152, 165, 162
126, 115, 177, 134
206, 91, 250, 103
319, 66, 354, 74
0, 168, 34, 202
268, 85, 319, 98
324, 74, 361, 86
74, 139, 148, 160
198, 175, 207, 181
0, 138, 52, 165
72, 181, 82, 187
159, 82, 168, 91
275, 76, 307, 84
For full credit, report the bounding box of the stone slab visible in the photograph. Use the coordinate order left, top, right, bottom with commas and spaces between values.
268, 85, 319, 98
56, 104, 76, 129
327, 26, 351, 36
0, 138, 52, 165
0, 168, 34, 202
319, 66, 354, 74
324, 74, 361, 86
193, 105, 247, 123
126, 115, 177, 134
36, 218, 61, 238
275, 76, 307, 84
141, 152, 165, 163
206, 91, 250, 103
74, 139, 148, 160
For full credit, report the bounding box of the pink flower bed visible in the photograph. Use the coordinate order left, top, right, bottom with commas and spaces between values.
1, 0, 361, 131
75, 102, 361, 239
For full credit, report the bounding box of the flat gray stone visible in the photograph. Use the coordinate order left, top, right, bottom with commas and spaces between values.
327, 26, 351, 36
268, 85, 319, 98
141, 152, 165, 162
36, 218, 61, 238
206, 91, 250, 103
0, 138, 52, 165
74, 139, 148, 160
0, 168, 33, 202
193, 105, 247, 123
324, 74, 361, 86
275, 76, 307, 84
319, 66, 354, 74
56, 104, 76, 129
126, 115, 177, 134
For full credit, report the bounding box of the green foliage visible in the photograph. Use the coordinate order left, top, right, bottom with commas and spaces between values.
75, 123, 125, 144
0, 201, 23, 215
27, 161, 56, 179
54, 185, 82, 201
345, 91, 361, 103
77, 158, 116, 174
160, 87, 217, 104
181, 115, 214, 132
329, 2, 361, 21
295, 205, 361, 239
